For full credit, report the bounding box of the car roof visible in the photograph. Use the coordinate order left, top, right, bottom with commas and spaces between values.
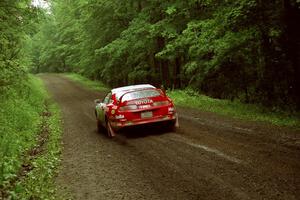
111, 84, 156, 94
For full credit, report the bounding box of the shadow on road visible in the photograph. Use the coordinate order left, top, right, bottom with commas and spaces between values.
96, 122, 173, 140
119, 122, 173, 139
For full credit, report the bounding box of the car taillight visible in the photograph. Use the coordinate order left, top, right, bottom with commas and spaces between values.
168, 107, 175, 112
119, 105, 138, 111
153, 101, 169, 106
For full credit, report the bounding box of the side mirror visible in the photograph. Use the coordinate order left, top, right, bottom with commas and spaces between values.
94, 99, 101, 104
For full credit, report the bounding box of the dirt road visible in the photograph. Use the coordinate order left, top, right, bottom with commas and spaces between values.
41, 74, 300, 200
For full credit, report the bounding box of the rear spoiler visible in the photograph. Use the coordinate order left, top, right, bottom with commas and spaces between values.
118, 88, 165, 104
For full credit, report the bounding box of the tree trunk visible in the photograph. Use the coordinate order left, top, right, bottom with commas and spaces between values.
283, 0, 300, 108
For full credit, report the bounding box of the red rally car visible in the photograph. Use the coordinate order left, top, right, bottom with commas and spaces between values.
94, 84, 179, 137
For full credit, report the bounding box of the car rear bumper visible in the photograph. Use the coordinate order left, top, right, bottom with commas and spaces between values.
110, 114, 177, 130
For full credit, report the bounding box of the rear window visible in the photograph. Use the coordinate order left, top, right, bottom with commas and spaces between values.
121, 90, 160, 102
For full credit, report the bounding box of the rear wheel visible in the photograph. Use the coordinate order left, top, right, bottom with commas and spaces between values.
96, 119, 102, 133
167, 115, 179, 132
166, 120, 177, 132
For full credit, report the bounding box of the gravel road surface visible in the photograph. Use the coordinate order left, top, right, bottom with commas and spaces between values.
41, 74, 300, 200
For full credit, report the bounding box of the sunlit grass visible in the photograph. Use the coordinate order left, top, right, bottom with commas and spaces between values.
63, 73, 108, 91
168, 89, 300, 128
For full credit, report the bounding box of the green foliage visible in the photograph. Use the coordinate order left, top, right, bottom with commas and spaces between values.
168, 89, 300, 127
12, 103, 63, 200
0, 0, 41, 89
0, 2, 64, 197
28, 0, 300, 110
0, 75, 63, 199
0, 75, 46, 187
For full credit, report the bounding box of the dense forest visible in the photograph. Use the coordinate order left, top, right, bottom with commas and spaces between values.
1, 1, 61, 196
2, 1, 300, 198
0, 0, 35, 90
2, 0, 300, 110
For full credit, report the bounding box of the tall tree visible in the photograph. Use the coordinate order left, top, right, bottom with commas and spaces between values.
28, 0, 300, 109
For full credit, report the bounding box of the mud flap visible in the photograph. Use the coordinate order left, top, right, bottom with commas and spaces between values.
175, 113, 179, 128
108, 121, 116, 137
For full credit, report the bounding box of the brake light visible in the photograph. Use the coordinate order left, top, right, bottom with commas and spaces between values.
153, 101, 169, 106
168, 107, 175, 112
119, 105, 138, 111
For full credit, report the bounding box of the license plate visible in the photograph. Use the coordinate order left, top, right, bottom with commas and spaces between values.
139, 104, 151, 109
141, 111, 153, 118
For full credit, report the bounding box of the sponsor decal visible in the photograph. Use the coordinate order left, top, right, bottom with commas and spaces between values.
134, 99, 153, 105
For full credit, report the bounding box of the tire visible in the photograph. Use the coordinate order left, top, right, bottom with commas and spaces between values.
164, 121, 176, 132
96, 119, 102, 133
166, 120, 176, 132
95, 110, 104, 133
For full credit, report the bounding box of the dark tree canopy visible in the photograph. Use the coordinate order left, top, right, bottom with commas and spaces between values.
0, 0, 42, 91
3, 0, 300, 110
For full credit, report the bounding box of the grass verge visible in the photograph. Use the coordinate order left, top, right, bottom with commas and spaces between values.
0, 75, 62, 199
168, 89, 300, 128
63, 73, 300, 128
63, 73, 108, 91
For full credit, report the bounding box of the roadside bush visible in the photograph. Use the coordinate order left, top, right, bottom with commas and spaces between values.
0, 75, 47, 186
167, 89, 300, 127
